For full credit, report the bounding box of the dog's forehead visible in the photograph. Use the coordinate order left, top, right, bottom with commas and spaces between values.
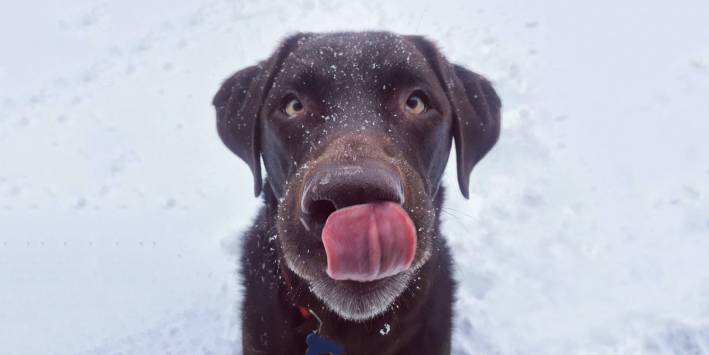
280, 32, 432, 79
295, 32, 413, 58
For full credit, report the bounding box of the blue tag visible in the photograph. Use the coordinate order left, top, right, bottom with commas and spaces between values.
305, 332, 345, 355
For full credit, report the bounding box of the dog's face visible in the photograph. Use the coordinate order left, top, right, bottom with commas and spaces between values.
214, 32, 500, 321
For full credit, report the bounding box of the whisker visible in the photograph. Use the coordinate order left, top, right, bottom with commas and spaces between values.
440, 207, 476, 220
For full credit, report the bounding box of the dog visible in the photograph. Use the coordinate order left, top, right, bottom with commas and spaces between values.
213, 31, 501, 355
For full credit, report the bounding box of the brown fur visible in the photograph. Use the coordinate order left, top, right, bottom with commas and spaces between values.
213, 31, 501, 354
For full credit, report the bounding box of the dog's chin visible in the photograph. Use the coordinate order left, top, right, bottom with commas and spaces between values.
309, 271, 413, 322
282, 254, 414, 321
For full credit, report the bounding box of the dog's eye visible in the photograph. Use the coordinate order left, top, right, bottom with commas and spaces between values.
283, 97, 304, 117
404, 92, 428, 114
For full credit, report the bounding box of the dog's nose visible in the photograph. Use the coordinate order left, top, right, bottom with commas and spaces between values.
300, 161, 405, 227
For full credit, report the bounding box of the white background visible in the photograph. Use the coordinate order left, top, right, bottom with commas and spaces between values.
1, 0, 709, 354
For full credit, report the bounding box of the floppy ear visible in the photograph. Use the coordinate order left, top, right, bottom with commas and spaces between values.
449, 65, 501, 198
407, 36, 501, 198
213, 65, 263, 196
213, 33, 309, 197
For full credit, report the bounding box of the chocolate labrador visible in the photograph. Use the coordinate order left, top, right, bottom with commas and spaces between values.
213, 31, 501, 355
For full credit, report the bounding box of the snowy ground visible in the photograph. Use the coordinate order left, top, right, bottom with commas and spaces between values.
1, 0, 709, 354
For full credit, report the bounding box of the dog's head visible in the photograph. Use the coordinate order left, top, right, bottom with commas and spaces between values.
214, 32, 500, 321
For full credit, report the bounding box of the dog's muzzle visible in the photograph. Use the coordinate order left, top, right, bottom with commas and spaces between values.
299, 160, 416, 282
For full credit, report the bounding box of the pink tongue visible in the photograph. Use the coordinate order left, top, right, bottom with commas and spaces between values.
322, 201, 416, 282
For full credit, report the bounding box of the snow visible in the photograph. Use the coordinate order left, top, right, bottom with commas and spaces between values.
1, 0, 709, 354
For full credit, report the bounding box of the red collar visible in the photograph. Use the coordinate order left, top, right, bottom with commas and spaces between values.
281, 267, 345, 354
280, 268, 312, 319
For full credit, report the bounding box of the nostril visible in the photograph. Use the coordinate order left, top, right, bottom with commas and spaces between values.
300, 161, 405, 236
308, 199, 337, 225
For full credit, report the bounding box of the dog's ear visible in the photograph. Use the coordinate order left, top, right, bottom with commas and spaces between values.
213, 65, 262, 196
213, 33, 308, 196
407, 36, 501, 198
449, 65, 501, 198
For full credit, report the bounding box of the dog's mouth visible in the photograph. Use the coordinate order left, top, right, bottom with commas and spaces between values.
280, 157, 435, 321
299, 160, 418, 283
322, 201, 417, 282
